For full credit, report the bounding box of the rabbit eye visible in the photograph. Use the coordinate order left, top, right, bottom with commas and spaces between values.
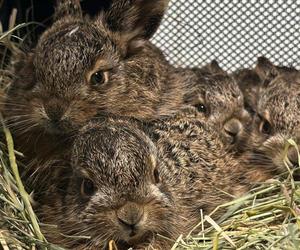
81, 178, 96, 197
153, 168, 160, 184
259, 120, 272, 135
90, 71, 109, 86
195, 103, 207, 113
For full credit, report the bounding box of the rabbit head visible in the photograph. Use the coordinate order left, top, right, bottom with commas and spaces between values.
38, 117, 182, 249
254, 56, 298, 83
249, 58, 300, 173
3, 0, 186, 160
37, 113, 274, 249
185, 62, 252, 154
3, 1, 173, 135
232, 56, 298, 118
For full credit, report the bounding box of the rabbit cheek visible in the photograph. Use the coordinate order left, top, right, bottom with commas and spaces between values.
145, 193, 178, 235
7, 96, 47, 130
31, 102, 48, 125
68, 101, 99, 128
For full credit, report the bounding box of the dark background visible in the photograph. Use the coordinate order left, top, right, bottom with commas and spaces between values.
0, 0, 111, 43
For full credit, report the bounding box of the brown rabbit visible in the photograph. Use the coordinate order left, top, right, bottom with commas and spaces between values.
36, 117, 185, 250
245, 57, 300, 174
232, 57, 299, 116
36, 111, 272, 249
3, 0, 197, 164
183, 61, 252, 155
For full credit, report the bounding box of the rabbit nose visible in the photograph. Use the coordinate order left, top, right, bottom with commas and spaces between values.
287, 147, 299, 167
116, 202, 144, 232
223, 118, 242, 141
44, 100, 65, 122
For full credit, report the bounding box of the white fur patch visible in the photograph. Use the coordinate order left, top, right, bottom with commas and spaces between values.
68, 26, 79, 37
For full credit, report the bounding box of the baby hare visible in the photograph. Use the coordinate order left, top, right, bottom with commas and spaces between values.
246, 57, 300, 174
36, 117, 184, 250
232, 56, 298, 116
4, 0, 195, 162
36, 112, 272, 249
185, 61, 252, 154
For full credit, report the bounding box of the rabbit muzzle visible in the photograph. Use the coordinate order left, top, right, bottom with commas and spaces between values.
116, 202, 146, 241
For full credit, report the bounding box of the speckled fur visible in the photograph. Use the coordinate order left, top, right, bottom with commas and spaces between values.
36, 117, 184, 250
36, 112, 273, 249
232, 67, 262, 115
3, 0, 196, 164
183, 62, 252, 155
148, 107, 266, 207
232, 57, 299, 115
246, 58, 300, 174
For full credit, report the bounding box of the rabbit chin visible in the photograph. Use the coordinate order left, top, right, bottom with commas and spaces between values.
115, 225, 152, 245
84, 231, 155, 250
41, 118, 78, 136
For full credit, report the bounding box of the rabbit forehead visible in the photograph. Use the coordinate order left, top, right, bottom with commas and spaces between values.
204, 80, 243, 111
199, 75, 241, 98
260, 76, 300, 109
73, 122, 156, 184
34, 22, 118, 86
36, 22, 107, 60
77, 152, 153, 199
259, 93, 300, 132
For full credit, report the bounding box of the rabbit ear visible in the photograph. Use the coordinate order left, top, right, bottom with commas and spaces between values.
54, 0, 82, 21
98, 0, 169, 41
208, 60, 226, 74
255, 57, 278, 84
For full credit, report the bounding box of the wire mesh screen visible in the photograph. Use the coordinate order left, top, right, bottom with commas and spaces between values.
151, 0, 300, 72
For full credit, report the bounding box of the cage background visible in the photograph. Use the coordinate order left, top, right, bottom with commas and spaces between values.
151, 0, 300, 72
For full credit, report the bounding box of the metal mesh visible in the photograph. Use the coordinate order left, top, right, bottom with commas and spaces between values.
151, 0, 300, 72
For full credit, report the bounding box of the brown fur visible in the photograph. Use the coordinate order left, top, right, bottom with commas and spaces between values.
148, 107, 270, 206
246, 58, 300, 174
232, 57, 299, 115
36, 117, 184, 249
232, 67, 262, 115
191, 59, 226, 75
185, 61, 252, 155
3, 0, 197, 165
36, 111, 273, 249
3, 2, 250, 169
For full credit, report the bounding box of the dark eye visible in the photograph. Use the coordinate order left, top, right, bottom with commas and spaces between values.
153, 168, 160, 184
81, 178, 95, 197
90, 71, 109, 86
195, 103, 207, 113
260, 120, 272, 135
